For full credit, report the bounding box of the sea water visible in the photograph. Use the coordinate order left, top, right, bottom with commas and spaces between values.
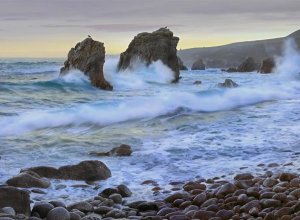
0, 43, 300, 203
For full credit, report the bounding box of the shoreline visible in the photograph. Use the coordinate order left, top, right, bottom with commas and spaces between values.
2, 161, 300, 219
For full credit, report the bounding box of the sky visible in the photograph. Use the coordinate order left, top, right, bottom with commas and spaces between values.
0, 0, 300, 57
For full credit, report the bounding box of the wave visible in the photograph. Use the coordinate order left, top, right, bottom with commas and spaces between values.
0, 79, 299, 136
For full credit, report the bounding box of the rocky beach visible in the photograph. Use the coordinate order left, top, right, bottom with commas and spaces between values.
1, 14, 300, 220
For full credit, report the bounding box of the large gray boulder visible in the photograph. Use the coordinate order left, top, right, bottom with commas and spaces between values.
117, 28, 180, 82
191, 58, 205, 70
60, 38, 113, 90
6, 172, 50, 188
22, 160, 111, 181
0, 186, 31, 216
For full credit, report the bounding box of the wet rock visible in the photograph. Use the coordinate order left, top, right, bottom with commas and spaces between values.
234, 173, 254, 181
193, 80, 202, 85
260, 199, 281, 208
117, 184, 132, 197
137, 202, 159, 211
164, 192, 188, 203
118, 28, 181, 82
46, 207, 70, 220
216, 209, 234, 220
60, 37, 112, 90
90, 144, 132, 157
108, 193, 122, 204
217, 183, 236, 196
94, 206, 112, 215
191, 58, 205, 70
100, 188, 119, 198
0, 186, 31, 216
237, 57, 258, 72
24, 160, 111, 181
32, 202, 54, 219
69, 212, 81, 220
240, 200, 261, 213
67, 202, 93, 213
262, 178, 278, 187
6, 172, 50, 188
178, 57, 188, 70
49, 201, 66, 209
259, 57, 275, 74
274, 207, 292, 219
157, 207, 177, 216
279, 173, 297, 182
169, 215, 189, 220
192, 210, 216, 219
217, 79, 239, 88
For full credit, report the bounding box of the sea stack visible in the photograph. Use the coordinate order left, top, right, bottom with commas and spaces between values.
60, 38, 113, 90
117, 28, 181, 82
237, 57, 258, 72
259, 57, 275, 74
191, 58, 206, 70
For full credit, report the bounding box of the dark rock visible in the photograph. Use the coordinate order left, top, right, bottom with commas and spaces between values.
100, 188, 119, 198
90, 144, 132, 157
224, 67, 238, 73
240, 200, 261, 213
46, 207, 70, 220
69, 212, 81, 220
94, 206, 112, 215
192, 193, 207, 206
193, 80, 202, 85
217, 183, 237, 196
32, 202, 54, 219
262, 178, 278, 187
216, 209, 234, 220
217, 79, 239, 88
191, 58, 205, 70
67, 202, 93, 213
117, 28, 180, 82
23, 160, 111, 181
60, 37, 112, 90
49, 201, 66, 209
81, 213, 102, 220
234, 173, 254, 181
279, 173, 297, 182
6, 172, 50, 188
0, 186, 30, 216
259, 57, 275, 74
117, 184, 132, 197
274, 207, 292, 219
137, 202, 159, 211
237, 57, 258, 72
192, 210, 216, 220
178, 57, 188, 70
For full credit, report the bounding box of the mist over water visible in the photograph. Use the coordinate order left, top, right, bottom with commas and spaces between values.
0, 41, 300, 202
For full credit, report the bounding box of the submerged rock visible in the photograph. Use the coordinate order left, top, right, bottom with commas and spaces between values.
191, 58, 205, 70
60, 37, 112, 90
259, 57, 275, 74
217, 79, 239, 88
22, 160, 111, 181
237, 57, 257, 72
90, 144, 132, 157
117, 28, 180, 82
178, 57, 188, 70
0, 186, 31, 216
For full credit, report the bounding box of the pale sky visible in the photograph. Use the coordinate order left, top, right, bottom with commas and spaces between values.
0, 0, 300, 57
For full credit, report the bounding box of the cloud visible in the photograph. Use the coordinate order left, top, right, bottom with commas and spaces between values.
42, 24, 183, 32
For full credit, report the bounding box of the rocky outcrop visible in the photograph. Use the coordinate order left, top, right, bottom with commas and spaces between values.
259, 57, 275, 74
0, 186, 31, 216
90, 144, 132, 157
217, 79, 239, 88
22, 160, 111, 181
60, 38, 113, 90
6, 172, 51, 188
191, 58, 205, 70
178, 57, 188, 70
237, 57, 258, 72
117, 28, 180, 82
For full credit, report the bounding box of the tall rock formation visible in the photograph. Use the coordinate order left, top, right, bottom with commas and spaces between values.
191, 58, 206, 70
117, 28, 180, 82
60, 38, 113, 90
259, 57, 276, 74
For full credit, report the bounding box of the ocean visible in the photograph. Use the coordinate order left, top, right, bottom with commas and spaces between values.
0, 48, 300, 203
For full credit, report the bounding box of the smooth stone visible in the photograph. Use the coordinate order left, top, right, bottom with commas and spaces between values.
32, 203, 54, 219
81, 213, 102, 220
216, 209, 234, 220
137, 202, 158, 211
192, 210, 216, 220
279, 173, 297, 182
6, 173, 50, 189
117, 185, 132, 197
192, 193, 207, 206
47, 207, 70, 220
0, 208, 15, 217
67, 202, 93, 213
108, 194, 122, 204
70, 212, 81, 220
234, 173, 254, 181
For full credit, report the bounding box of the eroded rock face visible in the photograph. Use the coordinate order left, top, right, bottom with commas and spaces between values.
22, 160, 111, 181
191, 58, 205, 70
237, 57, 258, 72
60, 38, 113, 90
117, 28, 180, 82
0, 186, 31, 216
259, 57, 275, 74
